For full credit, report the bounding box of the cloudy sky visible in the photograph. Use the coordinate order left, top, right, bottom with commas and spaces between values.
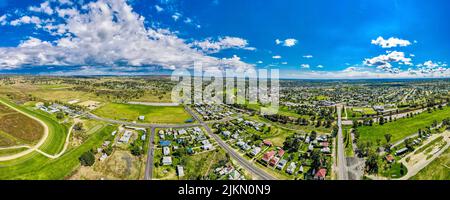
0, 0, 449, 78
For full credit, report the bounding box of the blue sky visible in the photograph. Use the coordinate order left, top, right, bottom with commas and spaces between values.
0, 0, 449, 78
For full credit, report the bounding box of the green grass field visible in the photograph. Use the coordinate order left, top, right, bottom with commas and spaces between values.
0, 147, 28, 157
410, 147, 450, 180
358, 106, 450, 144
0, 125, 115, 180
93, 103, 192, 124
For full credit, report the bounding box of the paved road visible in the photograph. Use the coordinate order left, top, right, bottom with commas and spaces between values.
336, 105, 348, 180
184, 106, 276, 180
144, 127, 156, 180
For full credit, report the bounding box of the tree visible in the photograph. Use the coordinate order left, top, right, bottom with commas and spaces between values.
56, 112, 65, 120
79, 151, 95, 166
365, 150, 379, 174
73, 122, 83, 131
384, 133, 392, 144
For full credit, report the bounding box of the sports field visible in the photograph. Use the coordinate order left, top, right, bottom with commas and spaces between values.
93, 103, 192, 124
358, 106, 450, 144
0, 125, 115, 180
0, 101, 44, 147
0, 98, 69, 154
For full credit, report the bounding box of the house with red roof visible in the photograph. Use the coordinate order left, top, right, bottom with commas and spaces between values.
385, 154, 395, 163
263, 140, 273, 146
269, 157, 280, 166
314, 168, 327, 180
278, 149, 285, 157
261, 150, 275, 163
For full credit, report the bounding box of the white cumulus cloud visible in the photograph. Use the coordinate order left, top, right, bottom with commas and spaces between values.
272, 55, 282, 59
275, 38, 297, 47
193, 36, 254, 54
0, 0, 253, 71
371, 36, 412, 48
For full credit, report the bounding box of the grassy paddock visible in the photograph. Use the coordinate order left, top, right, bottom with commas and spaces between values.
93, 103, 192, 124
358, 106, 450, 144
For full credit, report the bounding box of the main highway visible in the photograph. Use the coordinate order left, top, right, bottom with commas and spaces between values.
336, 105, 349, 180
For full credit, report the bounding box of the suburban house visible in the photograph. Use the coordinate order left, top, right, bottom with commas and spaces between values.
262, 150, 276, 163
250, 147, 262, 156
314, 168, 327, 180
163, 146, 170, 156
269, 157, 280, 166
162, 156, 172, 165
263, 140, 273, 146
177, 165, 184, 177
276, 159, 287, 170
286, 162, 297, 174
385, 154, 395, 163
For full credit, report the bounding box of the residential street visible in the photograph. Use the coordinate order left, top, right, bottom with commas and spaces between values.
336, 105, 348, 180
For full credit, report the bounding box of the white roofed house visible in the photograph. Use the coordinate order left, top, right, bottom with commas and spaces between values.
163, 146, 170, 156
162, 156, 172, 165
276, 159, 287, 170
250, 147, 261, 156
119, 130, 133, 144
138, 115, 145, 121
286, 162, 297, 174
177, 165, 185, 177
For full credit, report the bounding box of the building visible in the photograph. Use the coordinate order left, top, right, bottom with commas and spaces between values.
202, 143, 213, 150
395, 147, 409, 156
269, 157, 280, 166
321, 147, 331, 153
276, 159, 287, 170
278, 149, 285, 157
163, 146, 170, 156
263, 140, 273, 146
385, 154, 395, 163
160, 140, 171, 147
250, 147, 261, 156
228, 170, 241, 180
314, 168, 327, 180
99, 153, 108, 161
222, 131, 231, 137
177, 165, 184, 177
162, 156, 172, 165
262, 150, 275, 163
119, 131, 133, 144
138, 115, 145, 121
286, 162, 297, 174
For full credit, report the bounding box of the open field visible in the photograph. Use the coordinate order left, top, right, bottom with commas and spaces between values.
410, 147, 450, 180
70, 150, 145, 180
0, 125, 115, 180
0, 102, 44, 146
93, 103, 192, 124
358, 106, 450, 144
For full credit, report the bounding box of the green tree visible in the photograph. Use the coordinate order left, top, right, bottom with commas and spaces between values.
79, 151, 95, 166
384, 133, 392, 144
